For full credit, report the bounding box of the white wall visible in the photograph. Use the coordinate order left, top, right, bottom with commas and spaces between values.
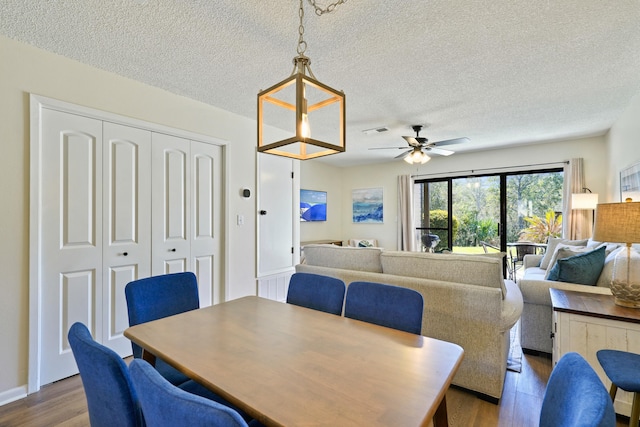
302, 136, 609, 249
0, 35, 259, 398
606, 92, 640, 202
299, 161, 344, 243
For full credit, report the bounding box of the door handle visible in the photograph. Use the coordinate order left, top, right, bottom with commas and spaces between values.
259, 210, 267, 215
170, 248, 176, 252
122, 252, 128, 256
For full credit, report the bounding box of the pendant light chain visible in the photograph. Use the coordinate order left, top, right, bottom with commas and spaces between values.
307, 0, 348, 16
296, 0, 307, 56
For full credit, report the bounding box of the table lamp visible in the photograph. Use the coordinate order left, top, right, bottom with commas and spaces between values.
593, 199, 640, 307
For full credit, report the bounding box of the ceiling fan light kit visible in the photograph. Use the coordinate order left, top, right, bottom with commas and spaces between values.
257, 0, 346, 160
369, 124, 469, 164
404, 148, 430, 164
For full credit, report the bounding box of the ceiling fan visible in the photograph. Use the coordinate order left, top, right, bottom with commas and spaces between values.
369, 125, 470, 164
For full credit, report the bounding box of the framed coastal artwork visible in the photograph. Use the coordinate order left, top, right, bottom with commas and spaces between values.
621, 161, 640, 202
352, 187, 383, 223
300, 189, 327, 221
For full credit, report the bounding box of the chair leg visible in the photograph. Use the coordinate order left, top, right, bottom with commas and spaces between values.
609, 383, 618, 402
631, 392, 640, 427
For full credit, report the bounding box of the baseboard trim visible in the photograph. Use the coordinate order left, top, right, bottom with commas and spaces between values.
0, 385, 28, 407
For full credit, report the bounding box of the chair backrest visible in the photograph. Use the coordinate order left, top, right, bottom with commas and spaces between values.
125, 272, 200, 358
515, 243, 537, 259
129, 359, 248, 427
67, 322, 144, 427
286, 272, 346, 315
539, 352, 615, 427
344, 281, 424, 334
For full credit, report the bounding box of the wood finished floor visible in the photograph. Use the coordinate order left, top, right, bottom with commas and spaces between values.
0, 353, 629, 427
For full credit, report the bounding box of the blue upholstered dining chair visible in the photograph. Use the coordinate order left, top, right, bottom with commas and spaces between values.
539, 352, 615, 427
597, 349, 640, 427
129, 359, 262, 427
68, 322, 145, 427
125, 272, 200, 386
344, 281, 424, 335
286, 272, 346, 315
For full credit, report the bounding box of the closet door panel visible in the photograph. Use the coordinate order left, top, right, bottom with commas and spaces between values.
191, 141, 222, 306
152, 133, 191, 275
102, 122, 151, 356
40, 109, 103, 385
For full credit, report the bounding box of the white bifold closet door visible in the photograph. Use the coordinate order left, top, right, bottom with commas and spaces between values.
37, 108, 221, 386
39, 111, 151, 384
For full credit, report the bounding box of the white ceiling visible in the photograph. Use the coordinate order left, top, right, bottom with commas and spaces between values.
2, 1, 640, 167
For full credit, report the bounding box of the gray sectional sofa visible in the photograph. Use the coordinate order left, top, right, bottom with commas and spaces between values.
295, 244, 523, 402
518, 238, 623, 354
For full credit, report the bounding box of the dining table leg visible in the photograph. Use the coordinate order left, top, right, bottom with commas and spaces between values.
141, 349, 157, 367
433, 395, 449, 427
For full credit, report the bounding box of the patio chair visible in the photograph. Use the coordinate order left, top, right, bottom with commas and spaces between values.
509, 243, 538, 280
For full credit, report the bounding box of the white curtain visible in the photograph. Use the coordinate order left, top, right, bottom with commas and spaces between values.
397, 175, 418, 251
564, 158, 591, 239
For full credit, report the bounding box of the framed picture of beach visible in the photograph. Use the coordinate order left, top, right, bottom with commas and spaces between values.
621, 161, 640, 202
300, 189, 327, 222
352, 187, 383, 223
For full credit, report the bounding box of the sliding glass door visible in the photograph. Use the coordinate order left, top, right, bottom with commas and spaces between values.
414, 168, 564, 254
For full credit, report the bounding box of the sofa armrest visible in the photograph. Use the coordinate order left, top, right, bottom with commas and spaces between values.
518, 278, 612, 306
502, 280, 523, 331
523, 254, 543, 269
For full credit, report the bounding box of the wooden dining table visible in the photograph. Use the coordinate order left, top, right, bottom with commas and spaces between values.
124, 296, 464, 427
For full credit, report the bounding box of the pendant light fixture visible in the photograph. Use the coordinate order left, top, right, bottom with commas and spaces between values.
257, 0, 346, 160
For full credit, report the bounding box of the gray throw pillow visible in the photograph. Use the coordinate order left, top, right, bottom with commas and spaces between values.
540, 237, 588, 270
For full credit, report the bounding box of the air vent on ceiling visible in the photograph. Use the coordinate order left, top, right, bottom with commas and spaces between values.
363, 126, 389, 135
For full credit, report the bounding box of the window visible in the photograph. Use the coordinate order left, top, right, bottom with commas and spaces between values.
414, 169, 563, 253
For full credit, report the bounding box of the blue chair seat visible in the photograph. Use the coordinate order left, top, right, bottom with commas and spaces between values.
540, 352, 615, 427
597, 349, 640, 427
130, 359, 264, 427
286, 272, 346, 315
68, 322, 144, 427
344, 281, 423, 335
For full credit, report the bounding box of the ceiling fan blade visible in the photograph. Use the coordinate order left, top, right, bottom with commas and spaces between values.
368, 146, 409, 150
427, 147, 455, 156
395, 150, 412, 159
432, 137, 470, 146
402, 136, 421, 147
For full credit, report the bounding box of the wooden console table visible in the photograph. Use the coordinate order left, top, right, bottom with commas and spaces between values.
551, 288, 640, 416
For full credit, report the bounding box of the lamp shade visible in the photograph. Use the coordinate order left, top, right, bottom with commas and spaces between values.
593, 201, 640, 244
571, 193, 599, 210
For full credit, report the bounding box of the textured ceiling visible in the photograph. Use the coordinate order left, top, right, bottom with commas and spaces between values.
2, 1, 640, 167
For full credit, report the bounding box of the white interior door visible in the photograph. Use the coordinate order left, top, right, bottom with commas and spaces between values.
257, 153, 295, 276
151, 133, 191, 275
40, 109, 103, 385
190, 141, 222, 306
102, 122, 151, 355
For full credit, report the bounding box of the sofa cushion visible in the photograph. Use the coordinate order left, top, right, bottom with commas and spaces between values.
380, 251, 506, 297
540, 238, 589, 270
546, 246, 606, 286
544, 244, 593, 279
303, 244, 383, 273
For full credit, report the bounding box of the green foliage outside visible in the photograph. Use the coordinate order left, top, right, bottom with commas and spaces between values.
519, 210, 563, 243
415, 171, 563, 250
424, 209, 458, 251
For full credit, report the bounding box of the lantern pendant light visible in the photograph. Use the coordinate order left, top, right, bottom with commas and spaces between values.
257, 0, 346, 160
